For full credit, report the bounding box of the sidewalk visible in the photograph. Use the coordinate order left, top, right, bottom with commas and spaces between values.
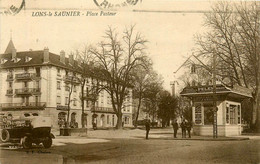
73, 128, 252, 141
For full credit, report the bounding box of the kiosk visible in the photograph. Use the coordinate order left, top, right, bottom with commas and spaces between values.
180, 84, 251, 136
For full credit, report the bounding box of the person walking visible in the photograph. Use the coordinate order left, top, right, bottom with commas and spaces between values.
172, 119, 179, 138
186, 120, 192, 138
145, 119, 151, 139
180, 119, 186, 138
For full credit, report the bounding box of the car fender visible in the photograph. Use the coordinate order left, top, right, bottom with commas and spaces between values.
50, 133, 55, 139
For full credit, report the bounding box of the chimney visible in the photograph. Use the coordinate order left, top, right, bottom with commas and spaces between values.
60, 50, 65, 64
69, 54, 74, 65
170, 81, 176, 97
43, 47, 49, 63
12, 48, 16, 60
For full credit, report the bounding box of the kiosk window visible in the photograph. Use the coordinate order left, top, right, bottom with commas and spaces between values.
230, 105, 236, 124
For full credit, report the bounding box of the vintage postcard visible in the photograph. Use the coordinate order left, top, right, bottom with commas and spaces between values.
0, 0, 259, 164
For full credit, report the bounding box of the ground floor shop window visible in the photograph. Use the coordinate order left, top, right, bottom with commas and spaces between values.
107, 115, 110, 125
124, 116, 130, 124
70, 113, 78, 128
58, 112, 67, 128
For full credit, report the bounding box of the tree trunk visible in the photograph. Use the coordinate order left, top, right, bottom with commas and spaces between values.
135, 96, 142, 128
116, 110, 123, 129
81, 80, 86, 128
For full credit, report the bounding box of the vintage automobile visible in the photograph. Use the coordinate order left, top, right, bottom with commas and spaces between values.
0, 116, 55, 149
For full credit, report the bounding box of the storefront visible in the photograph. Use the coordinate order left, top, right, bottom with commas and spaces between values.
180, 84, 251, 136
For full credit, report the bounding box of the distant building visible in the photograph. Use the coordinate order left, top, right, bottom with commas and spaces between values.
0, 39, 133, 128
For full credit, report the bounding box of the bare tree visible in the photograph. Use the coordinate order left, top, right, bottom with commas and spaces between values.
195, 2, 260, 131
90, 25, 148, 129
132, 61, 153, 128
64, 52, 81, 128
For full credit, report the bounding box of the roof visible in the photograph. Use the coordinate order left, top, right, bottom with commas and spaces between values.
4, 40, 16, 54
180, 84, 252, 100
0, 50, 112, 81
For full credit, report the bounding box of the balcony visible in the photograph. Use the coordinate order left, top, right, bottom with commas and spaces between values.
6, 89, 13, 96
63, 75, 80, 84
15, 73, 32, 81
0, 102, 46, 111
91, 107, 115, 113
15, 88, 41, 95
6, 74, 14, 81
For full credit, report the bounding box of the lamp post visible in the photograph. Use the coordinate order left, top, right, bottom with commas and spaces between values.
212, 52, 218, 138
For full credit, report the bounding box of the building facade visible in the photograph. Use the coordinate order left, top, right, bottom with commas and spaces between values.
0, 40, 133, 129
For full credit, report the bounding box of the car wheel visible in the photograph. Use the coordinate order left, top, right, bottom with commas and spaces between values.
0, 129, 10, 143
22, 136, 32, 149
43, 136, 52, 148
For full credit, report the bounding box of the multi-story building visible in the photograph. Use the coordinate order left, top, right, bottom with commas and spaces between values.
0, 39, 133, 129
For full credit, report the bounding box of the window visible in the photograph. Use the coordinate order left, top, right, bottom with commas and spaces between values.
107, 115, 110, 124
74, 85, 77, 92
73, 99, 77, 106
57, 96, 61, 105
24, 82, 28, 88
9, 82, 12, 88
65, 97, 69, 105
230, 105, 236, 124
57, 81, 61, 90
65, 85, 70, 91
238, 105, 241, 124
86, 100, 89, 108
35, 96, 39, 104
204, 105, 214, 125
226, 106, 230, 124
124, 117, 129, 124
57, 68, 61, 76
36, 67, 40, 77
36, 81, 40, 89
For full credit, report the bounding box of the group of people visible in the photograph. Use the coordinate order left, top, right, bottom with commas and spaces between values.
145, 118, 193, 139
172, 119, 192, 138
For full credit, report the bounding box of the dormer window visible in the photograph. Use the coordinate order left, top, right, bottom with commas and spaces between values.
12, 58, 21, 63
0, 58, 7, 64
25, 56, 32, 62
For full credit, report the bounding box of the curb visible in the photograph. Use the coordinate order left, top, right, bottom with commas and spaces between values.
147, 137, 250, 141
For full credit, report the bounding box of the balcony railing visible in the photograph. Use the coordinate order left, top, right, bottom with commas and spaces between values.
6, 74, 14, 81
6, 89, 13, 95
91, 107, 114, 113
0, 102, 46, 111
15, 88, 41, 95
63, 75, 80, 84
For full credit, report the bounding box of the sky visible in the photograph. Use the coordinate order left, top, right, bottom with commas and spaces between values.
0, 0, 216, 91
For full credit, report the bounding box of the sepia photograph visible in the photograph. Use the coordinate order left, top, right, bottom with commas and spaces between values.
0, 0, 259, 163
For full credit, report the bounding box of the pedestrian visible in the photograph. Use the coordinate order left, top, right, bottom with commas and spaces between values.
186, 120, 192, 138
145, 119, 151, 139
172, 119, 179, 138
180, 119, 186, 138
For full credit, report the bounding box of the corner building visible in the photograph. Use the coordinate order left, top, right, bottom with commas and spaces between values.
0, 40, 133, 129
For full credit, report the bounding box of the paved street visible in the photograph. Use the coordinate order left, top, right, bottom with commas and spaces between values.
0, 129, 259, 164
